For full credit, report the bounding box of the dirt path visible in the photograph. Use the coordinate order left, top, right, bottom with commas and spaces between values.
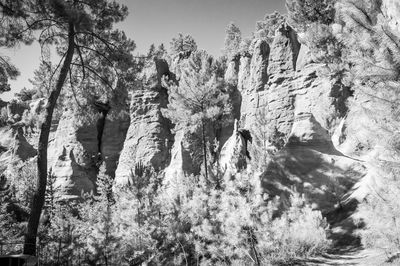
305, 249, 388, 266
302, 200, 390, 265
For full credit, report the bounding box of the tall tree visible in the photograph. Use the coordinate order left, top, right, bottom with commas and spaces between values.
164, 50, 231, 182
0, 0, 135, 255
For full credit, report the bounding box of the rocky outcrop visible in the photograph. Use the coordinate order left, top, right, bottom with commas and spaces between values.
219, 120, 248, 179
239, 47, 266, 128
288, 112, 331, 147
0, 21, 363, 207
47, 96, 129, 195
48, 110, 100, 195
236, 26, 349, 148
163, 129, 200, 195
0, 126, 36, 177
100, 109, 130, 177
267, 24, 300, 75
217, 22, 360, 218
382, 0, 400, 33
114, 59, 173, 187
224, 57, 239, 86
239, 24, 301, 131
249, 40, 270, 91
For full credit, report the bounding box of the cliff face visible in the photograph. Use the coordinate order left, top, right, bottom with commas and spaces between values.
49, 109, 101, 196
0, 23, 368, 206
114, 59, 173, 187
217, 23, 362, 215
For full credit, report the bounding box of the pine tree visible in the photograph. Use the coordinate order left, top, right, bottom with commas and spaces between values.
170, 33, 197, 59
164, 50, 232, 182
224, 22, 242, 60
337, 0, 400, 257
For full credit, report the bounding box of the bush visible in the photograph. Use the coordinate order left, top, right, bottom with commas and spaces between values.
356, 169, 400, 259
254, 11, 286, 44
7, 162, 330, 265
179, 171, 331, 265
260, 192, 331, 264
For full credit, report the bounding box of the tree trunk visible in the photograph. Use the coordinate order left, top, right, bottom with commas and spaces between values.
23, 22, 75, 256
202, 121, 208, 181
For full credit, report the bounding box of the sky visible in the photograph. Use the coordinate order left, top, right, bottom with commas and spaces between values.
0, 0, 287, 101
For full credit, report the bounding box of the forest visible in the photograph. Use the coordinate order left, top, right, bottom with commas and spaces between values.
1, 0, 400, 265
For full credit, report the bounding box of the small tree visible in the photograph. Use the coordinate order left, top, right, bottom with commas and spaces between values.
170, 33, 197, 59
224, 22, 242, 60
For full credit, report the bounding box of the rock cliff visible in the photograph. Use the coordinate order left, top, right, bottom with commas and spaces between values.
217, 23, 358, 215
0, 22, 365, 209
114, 59, 173, 187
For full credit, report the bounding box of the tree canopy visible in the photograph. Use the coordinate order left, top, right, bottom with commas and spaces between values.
286, 0, 336, 31
170, 33, 197, 59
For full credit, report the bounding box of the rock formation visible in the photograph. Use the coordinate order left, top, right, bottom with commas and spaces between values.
219, 120, 248, 179
218, 22, 358, 215
48, 99, 129, 195
114, 59, 173, 187
0, 21, 366, 207
48, 110, 100, 195
0, 126, 36, 179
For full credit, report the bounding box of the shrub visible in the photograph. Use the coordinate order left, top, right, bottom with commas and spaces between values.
254, 11, 286, 44
260, 192, 331, 264
356, 168, 400, 259
179, 171, 331, 265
